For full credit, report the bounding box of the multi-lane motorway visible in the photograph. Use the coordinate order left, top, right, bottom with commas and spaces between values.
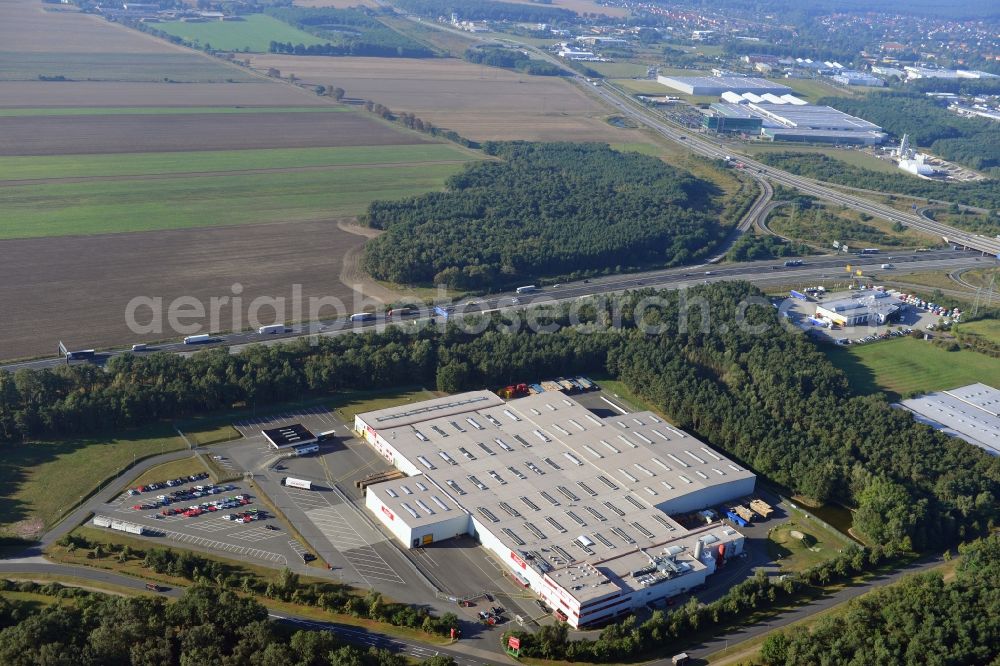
584, 80, 1000, 257
3, 248, 987, 373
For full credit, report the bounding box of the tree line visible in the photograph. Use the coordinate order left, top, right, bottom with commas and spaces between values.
361, 142, 724, 289
264, 7, 435, 59
463, 47, 563, 76
756, 151, 1000, 219
0, 580, 459, 666
357, 98, 477, 148
820, 92, 1000, 173
56, 532, 458, 637
758, 533, 1000, 665
3, 283, 996, 552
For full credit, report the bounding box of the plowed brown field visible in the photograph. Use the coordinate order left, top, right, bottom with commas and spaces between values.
0, 81, 327, 108
246, 55, 641, 143
0, 220, 363, 359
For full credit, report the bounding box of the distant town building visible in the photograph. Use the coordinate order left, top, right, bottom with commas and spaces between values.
832, 71, 884, 87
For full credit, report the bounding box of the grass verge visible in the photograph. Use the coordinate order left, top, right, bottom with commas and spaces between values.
127, 455, 209, 490
0, 425, 189, 540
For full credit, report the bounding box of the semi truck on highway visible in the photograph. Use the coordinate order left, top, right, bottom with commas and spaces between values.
281, 477, 312, 490
65, 349, 96, 360
350, 313, 376, 322
183, 334, 212, 345
516, 285, 537, 294
258, 324, 286, 334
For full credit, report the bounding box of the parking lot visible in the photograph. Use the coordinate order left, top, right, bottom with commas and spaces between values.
98, 478, 300, 566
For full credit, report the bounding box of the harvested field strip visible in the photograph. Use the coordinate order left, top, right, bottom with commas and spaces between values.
0, 52, 254, 83
0, 160, 473, 187
0, 163, 467, 238
0, 81, 330, 108
0, 144, 474, 181
0, 111, 430, 156
0, 106, 348, 117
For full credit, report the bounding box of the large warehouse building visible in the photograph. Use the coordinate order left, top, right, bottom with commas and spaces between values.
656, 75, 792, 96
899, 383, 1000, 456
703, 101, 886, 145
356, 391, 756, 627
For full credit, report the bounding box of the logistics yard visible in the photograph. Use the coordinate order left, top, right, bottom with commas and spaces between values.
73, 384, 800, 632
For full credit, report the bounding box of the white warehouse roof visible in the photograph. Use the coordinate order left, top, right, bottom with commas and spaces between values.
899, 383, 1000, 455
358, 392, 755, 608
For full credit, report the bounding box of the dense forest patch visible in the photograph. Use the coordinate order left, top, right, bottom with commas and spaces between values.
361, 142, 724, 288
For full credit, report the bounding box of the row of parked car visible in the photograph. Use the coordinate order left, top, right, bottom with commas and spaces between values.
131, 484, 239, 511
128, 472, 211, 496
839, 328, 913, 346
160, 494, 253, 518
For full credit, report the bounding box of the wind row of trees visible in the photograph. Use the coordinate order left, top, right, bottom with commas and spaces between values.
821, 92, 1000, 173
0, 581, 459, 666
361, 142, 724, 289
463, 47, 563, 76
56, 533, 458, 637
2, 283, 997, 551
756, 151, 1000, 217
356, 98, 477, 148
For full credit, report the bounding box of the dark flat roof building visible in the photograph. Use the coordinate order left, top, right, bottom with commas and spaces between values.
262, 423, 317, 449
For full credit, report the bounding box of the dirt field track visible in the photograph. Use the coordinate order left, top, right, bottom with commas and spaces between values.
0, 110, 427, 155
0, 220, 363, 360
0, 81, 325, 108
247, 56, 641, 143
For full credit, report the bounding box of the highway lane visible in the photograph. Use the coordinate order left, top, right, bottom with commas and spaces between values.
2, 249, 987, 373
583, 81, 1000, 257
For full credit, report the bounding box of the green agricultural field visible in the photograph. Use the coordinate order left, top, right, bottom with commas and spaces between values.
156, 15, 327, 53
611, 78, 674, 94
0, 143, 471, 181
824, 336, 1000, 400
0, 52, 255, 83
588, 61, 651, 78
0, 106, 347, 117
0, 145, 476, 238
